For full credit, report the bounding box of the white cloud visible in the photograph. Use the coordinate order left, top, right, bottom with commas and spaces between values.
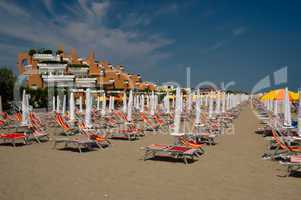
0, 0, 173, 71
0, 1, 29, 17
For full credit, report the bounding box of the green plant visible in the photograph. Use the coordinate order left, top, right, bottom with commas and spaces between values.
28, 49, 37, 56
0, 68, 16, 110
20, 86, 48, 108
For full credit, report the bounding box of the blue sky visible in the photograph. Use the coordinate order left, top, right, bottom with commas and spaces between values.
0, 0, 300, 92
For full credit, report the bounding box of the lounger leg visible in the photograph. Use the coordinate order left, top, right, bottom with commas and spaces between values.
96, 142, 102, 149
144, 150, 152, 161
183, 157, 188, 165
53, 141, 57, 149
78, 144, 82, 153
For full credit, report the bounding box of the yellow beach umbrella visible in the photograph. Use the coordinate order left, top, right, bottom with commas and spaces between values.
260, 89, 299, 101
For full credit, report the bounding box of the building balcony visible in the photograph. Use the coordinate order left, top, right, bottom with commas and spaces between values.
75, 78, 97, 88
38, 63, 67, 73
68, 67, 89, 74
42, 74, 75, 87
33, 54, 60, 61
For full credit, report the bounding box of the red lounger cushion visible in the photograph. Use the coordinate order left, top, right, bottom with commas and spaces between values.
0, 133, 26, 139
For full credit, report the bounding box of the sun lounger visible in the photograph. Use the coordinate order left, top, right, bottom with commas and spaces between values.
144, 144, 203, 164
78, 122, 111, 148
279, 155, 301, 176
28, 112, 49, 143
54, 113, 78, 136
0, 133, 27, 147
53, 135, 100, 153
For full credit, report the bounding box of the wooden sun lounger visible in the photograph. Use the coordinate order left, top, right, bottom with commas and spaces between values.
279, 155, 301, 176
0, 133, 28, 147
110, 127, 139, 141
144, 144, 202, 164
53, 135, 101, 153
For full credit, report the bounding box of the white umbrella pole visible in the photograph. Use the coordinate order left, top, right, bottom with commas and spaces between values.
97, 96, 100, 111
208, 94, 213, 119
62, 95, 66, 115
79, 96, 83, 113
101, 94, 106, 116
123, 93, 127, 113
69, 92, 75, 122
273, 100, 278, 116
112, 96, 115, 111
21, 90, 28, 126
52, 96, 56, 112
85, 89, 92, 128
140, 95, 144, 112
195, 90, 201, 125
127, 90, 133, 121
171, 87, 183, 136
284, 87, 292, 127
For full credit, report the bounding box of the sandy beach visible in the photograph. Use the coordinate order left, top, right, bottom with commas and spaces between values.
1, 105, 300, 200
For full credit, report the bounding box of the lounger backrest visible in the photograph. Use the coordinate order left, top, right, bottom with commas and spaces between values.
15, 112, 22, 122
179, 137, 202, 149
140, 113, 155, 128
153, 114, 163, 125
55, 113, 70, 131
271, 129, 288, 150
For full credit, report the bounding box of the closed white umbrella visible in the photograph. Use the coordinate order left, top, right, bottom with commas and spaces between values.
140, 95, 144, 112
165, 95, 170, 114
284, 87, 292, 127
69, 92, 75, 122
150, 92, 155, 115
172, 97, 175, 109
215, 92, 220, 114
112, 96, 115, 111
195, 90, 201, 125
56, 95, 60, 113
146, 95, 150, 110
226, 93, 230, 110
21, 90, 29, 126
62, 95, 66, 115
136, 95, 140, 110
171, 87, 183, 136
97, 96, 100, 111
208, 93, 213, 119
101, 94, 106, 116
26, 94, 31, 112
221, 92, 226, 113
200, 95, 203, 106
79, 96, 83, 113
187, 92, 192, 112
127, 90, 133, 122
179, 94, 183, 113
123, 93, 127, 113
133, 95, 136, 109
52, 96, 56, 112
108, 96, 112, 112
85, 89, 92, 128
273, 100, 278, 116
155, 95, 158, 111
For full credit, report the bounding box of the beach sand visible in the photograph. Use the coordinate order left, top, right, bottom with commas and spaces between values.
0, 106, 300, 200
